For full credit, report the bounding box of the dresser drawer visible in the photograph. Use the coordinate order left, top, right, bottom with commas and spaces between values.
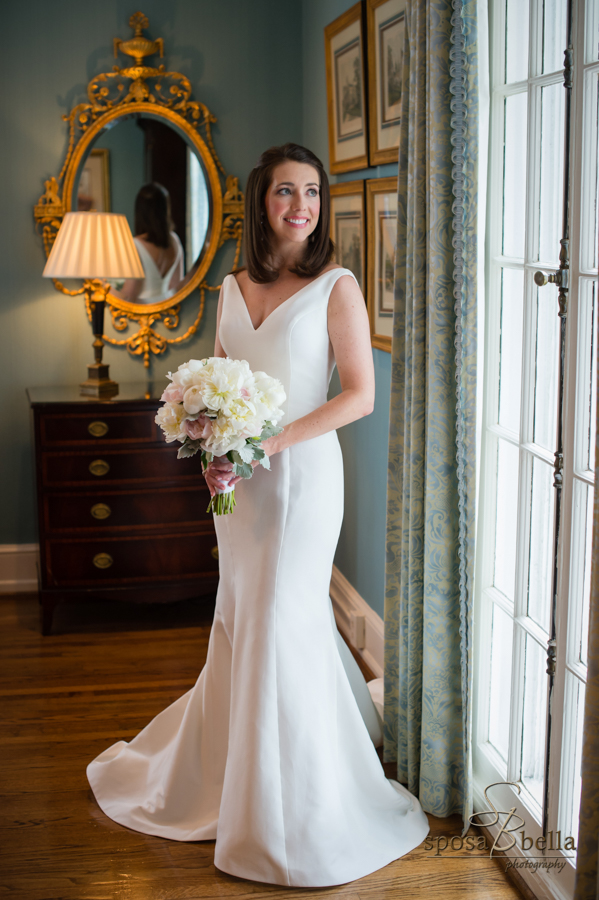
42, 447, 203, 488
44, 486, 213, 532
40, 410, 159, 445
44, 532, 219, 587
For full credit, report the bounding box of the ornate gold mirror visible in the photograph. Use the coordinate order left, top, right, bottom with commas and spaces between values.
35, 12, 244, 366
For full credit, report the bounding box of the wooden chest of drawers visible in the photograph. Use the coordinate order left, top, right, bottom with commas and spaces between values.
27, 384, 219, 634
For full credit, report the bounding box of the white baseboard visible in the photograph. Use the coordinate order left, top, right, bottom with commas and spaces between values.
330, 565, 384, 678
0, 544, 39, 594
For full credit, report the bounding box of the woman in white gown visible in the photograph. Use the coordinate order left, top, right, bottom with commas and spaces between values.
87, 143, 429, 887
116, 182, 185, 304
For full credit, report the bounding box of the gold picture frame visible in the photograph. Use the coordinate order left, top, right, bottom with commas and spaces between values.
330, 181, 366, 296
366, 176, 397, 352
324, 3, 369, 174
366, 0, 405, 166
76, 148, 110, 212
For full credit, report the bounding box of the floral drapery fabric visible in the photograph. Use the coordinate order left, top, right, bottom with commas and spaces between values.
384, 0, 478, 823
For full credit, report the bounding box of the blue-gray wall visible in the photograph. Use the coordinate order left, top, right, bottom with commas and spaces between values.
303, 0, 397, 618
2, 0, 393, 619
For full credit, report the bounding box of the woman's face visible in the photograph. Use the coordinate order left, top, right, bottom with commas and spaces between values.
263, 161, 321, 249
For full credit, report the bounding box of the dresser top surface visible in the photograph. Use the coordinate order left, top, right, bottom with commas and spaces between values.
27, 383, 166, 406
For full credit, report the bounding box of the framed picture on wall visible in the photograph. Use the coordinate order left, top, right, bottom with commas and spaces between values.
324, 3, 369, 174
366, 0, 405, 166
366, 176, 397, 352
77, 148, 111, 212
330, 180, 366, 295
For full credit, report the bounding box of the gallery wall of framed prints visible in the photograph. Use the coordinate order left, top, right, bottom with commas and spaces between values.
324, 1, 404, 352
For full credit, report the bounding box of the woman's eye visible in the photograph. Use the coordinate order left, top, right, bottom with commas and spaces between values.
278, 188, 291, 195
307, 189, 318, 197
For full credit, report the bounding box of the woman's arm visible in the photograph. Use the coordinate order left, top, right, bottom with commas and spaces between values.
265, 273, 374, 455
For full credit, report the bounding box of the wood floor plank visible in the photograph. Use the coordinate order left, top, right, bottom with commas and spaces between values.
0, 595, 524, 900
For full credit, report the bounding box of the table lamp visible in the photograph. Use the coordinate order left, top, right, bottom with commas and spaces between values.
43, 212, 144, 398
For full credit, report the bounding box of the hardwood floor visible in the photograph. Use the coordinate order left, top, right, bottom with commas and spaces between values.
0, 594, 525, 900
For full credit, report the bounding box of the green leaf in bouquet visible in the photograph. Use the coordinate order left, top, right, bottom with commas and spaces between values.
259, 455, 271, 470
228, 450, 244, 465
238, 443, 255, 464
177, 439, 201, 459
252, 446, 266, 460
232, 461, 253, 479
259, 421, 284, 442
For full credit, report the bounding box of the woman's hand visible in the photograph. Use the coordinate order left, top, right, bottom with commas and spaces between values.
203, 457, 236, 498
202, 433, 285, 496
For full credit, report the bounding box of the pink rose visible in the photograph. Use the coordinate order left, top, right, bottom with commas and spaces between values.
184, 413, 213, 441
161, 383, 185, 402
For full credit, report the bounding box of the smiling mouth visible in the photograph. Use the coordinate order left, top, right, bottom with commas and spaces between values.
284, 217, 309, 227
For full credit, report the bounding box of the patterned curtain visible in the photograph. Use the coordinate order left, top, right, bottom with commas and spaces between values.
574, 409, 599, 897
384, 0, 479, 823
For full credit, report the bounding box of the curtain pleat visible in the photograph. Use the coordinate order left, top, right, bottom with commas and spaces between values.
384, 0, 478, 824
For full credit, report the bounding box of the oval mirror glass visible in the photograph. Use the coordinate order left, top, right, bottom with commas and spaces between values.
71, 113, 212, 309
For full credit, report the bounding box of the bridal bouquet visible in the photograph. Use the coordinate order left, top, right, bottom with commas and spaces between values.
155, 357, 286, 515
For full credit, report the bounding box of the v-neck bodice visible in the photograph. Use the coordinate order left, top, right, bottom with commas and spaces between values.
219, 268, 356, 425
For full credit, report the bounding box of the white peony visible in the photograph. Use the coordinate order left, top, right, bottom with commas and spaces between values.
203, 416, 248, 457
251, 371, 286, 422
155, 401, 188, 443
168, 358, 207, 388
201, 358, 253, 413
183, 384, 208, 415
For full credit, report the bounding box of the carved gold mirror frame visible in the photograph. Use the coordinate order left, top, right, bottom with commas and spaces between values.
34, 12, 244, 366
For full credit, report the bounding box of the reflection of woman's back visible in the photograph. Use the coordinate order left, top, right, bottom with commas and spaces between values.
119, 183, 184, 304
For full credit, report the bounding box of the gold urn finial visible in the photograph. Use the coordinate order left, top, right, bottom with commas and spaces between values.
113, 12, 164, 67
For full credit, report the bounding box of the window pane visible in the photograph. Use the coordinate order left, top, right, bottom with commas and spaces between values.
521, 633, 548, 806
498, 268, 524, 433
489, 603, 514, 761
570, 479, 593, 669
494, 439, 520, 601
533, 282, 560, 451
558, 674, 585, 856
542, 0, 568, 74
503, 93, 528, 258
576, 279, 598, 473
505, 0, 529, 83
527, 458, 555, 633
538, 82, 565, 264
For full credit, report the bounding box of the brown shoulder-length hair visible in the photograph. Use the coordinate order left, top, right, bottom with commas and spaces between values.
241, 143, 334, 283
134, 183, 173, 248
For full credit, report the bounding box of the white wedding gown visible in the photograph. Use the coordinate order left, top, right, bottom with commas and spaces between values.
87, 267, 429, 887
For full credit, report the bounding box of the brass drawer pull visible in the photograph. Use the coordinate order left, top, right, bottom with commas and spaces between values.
211, 546, 219, 561
93, 552, 113, 569
88, 420, 109, 437
89, 459, 110, 477
91, 503, 111, 520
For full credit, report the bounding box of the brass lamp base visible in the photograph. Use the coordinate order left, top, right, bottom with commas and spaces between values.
80, 362, 119, 398
79, 283, 119, 399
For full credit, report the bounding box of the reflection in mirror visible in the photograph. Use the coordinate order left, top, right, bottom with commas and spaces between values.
74, 115, 210, 305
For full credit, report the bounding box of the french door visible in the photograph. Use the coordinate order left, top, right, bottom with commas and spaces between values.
474, 1, 599, 898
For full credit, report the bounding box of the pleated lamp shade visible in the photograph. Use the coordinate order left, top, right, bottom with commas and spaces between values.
43, 212, 144, 280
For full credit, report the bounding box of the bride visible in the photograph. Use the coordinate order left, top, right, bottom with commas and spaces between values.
87, 142, 429, 888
